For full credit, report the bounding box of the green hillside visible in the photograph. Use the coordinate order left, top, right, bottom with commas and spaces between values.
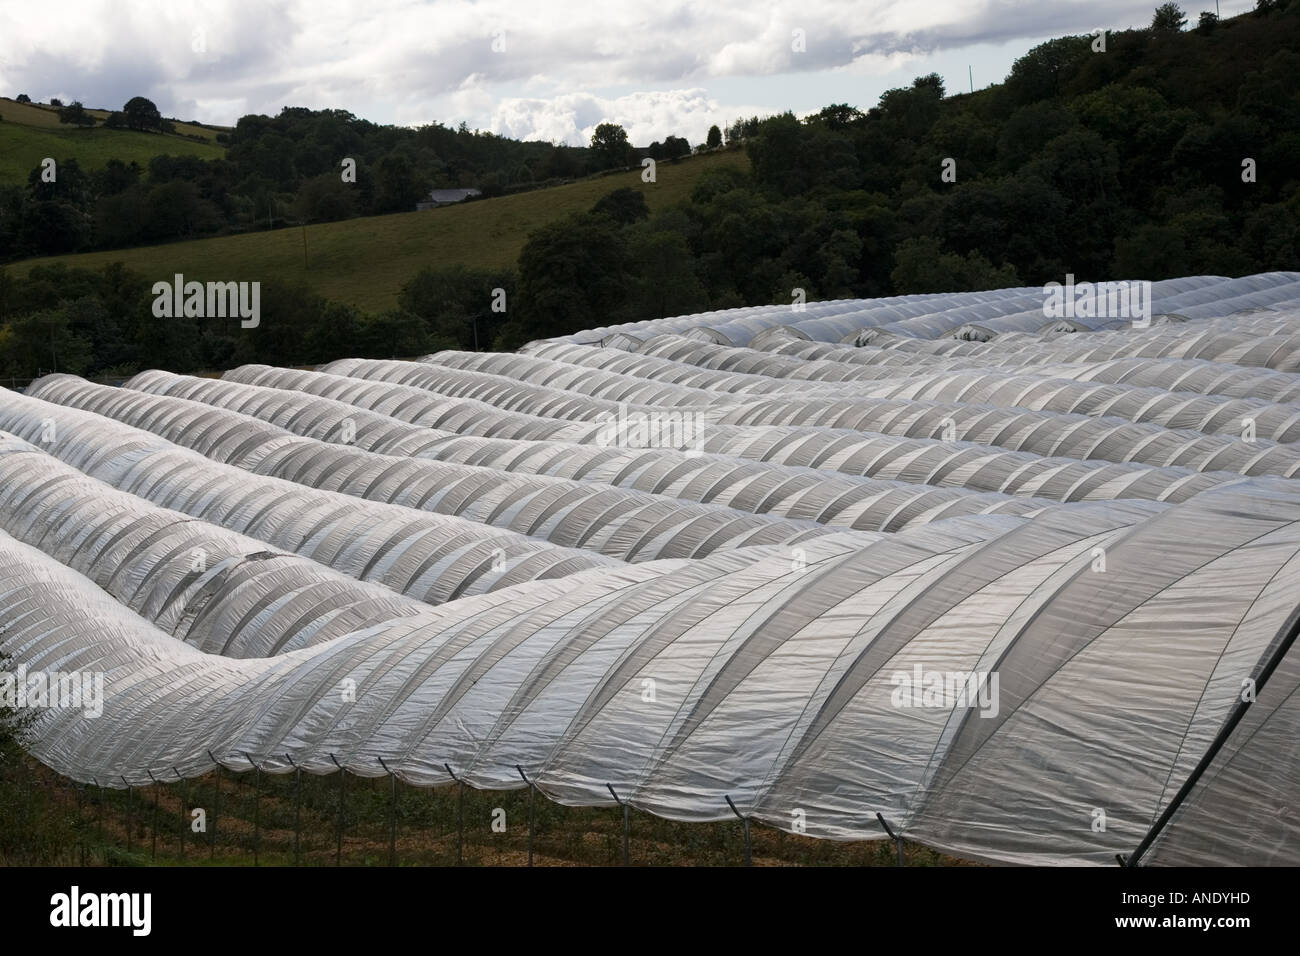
0, 98, 226, 182
10, 149, 747, 313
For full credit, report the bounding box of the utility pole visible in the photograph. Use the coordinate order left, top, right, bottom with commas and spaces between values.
969, 65, 974, 93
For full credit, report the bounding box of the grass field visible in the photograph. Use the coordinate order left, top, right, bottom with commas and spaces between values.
0, 98, 226, 182
82, 106, 226, 142
9, 149, 749, 314
4, 754, 965, 867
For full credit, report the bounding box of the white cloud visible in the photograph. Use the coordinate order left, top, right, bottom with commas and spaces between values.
832, 50, 924, 77
487, 88, 766, 147
0, 1, 1266, 129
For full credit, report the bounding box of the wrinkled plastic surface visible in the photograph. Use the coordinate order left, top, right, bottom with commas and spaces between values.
3, 274, 1300, 866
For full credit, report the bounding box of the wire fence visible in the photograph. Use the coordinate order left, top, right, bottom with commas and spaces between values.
1, 758, 936, 868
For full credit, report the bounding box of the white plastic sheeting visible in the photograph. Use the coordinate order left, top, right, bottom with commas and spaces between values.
5, 481, 1300, 866
0, 433, 427, 656
27, 374, 1049, 538
0, 391, 619, 603
116, 370, 1247, 508
23, 376, 851, 560
4, 271, 1300, 866
553, 273, 1300, 346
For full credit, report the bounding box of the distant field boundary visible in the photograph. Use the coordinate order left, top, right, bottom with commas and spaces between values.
7, 149, 750, 314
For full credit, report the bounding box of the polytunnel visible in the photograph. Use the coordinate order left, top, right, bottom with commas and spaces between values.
4, 270, 1300, 866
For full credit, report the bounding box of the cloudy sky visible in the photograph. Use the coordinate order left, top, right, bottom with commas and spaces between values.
0, 0, 1257, 146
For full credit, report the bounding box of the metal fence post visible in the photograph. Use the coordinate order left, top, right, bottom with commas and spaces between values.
444, 763, 463, 866
174, 767, 186, 860
243, 752, 261, 866
876, 812, 904, 866
122, 776, 132, 854
516, 765, 535, 867
329, 753, 345, 866
606, 784, 630, 866
146, 769, 159, 862
378, 757, 397, 867
75, 781, 84, 866
93, 777, 103, 862
207, 751, 221, 859
725, 795, 751, 866
285, 754, 302, 865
